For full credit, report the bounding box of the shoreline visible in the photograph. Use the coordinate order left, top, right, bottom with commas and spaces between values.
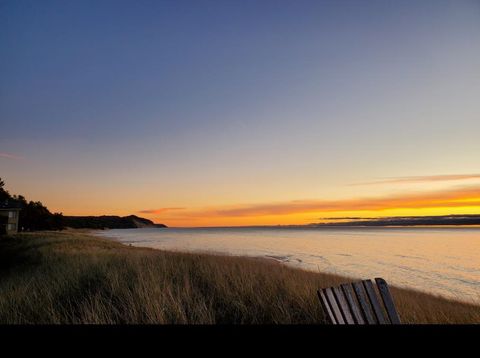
92, 227, 480, 306
87, 230, 480, 311
1, 230, 479, 324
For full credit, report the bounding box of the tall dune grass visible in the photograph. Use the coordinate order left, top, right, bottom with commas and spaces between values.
0, 232, 478, 324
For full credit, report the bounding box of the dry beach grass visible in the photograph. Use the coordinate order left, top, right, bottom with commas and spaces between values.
0, 231, 479, 324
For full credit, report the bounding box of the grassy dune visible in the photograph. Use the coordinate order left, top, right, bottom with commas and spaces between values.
0, 231, 478, 324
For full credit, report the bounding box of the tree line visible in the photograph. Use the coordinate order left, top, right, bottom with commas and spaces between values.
0, 177, 64, 231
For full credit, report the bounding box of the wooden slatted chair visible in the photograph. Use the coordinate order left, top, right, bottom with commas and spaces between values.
317, 277, 401, 324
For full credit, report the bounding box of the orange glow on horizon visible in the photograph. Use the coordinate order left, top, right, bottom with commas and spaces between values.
141, 185, 480, 227
41, 175, 480, 228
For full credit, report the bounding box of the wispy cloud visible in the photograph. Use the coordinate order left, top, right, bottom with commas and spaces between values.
138, 207, 185, 214
320, 214, 480, 221
317, 217, 367, 220
0, 152, 24, 160
161, 185, 480, 219
351, 174, 480, 186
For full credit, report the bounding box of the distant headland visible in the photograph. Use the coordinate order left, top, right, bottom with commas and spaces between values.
308, 214, 480, 227
62, 215, 167, 230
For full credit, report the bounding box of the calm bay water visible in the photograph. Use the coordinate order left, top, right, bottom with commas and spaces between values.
95, 227, 480, 303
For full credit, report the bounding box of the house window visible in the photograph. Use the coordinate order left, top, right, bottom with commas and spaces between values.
9, 211, 17, 218
7, 223, 15, 231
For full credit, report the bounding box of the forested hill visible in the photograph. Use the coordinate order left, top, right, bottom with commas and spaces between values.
62, 215, 167, 229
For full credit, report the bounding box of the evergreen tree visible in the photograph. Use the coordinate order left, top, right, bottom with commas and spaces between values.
0, 178, 11, 201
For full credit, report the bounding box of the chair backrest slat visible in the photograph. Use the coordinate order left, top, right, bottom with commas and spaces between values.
352, 281, 376, 324
318, 277, 401, 325
333, 287, 355, 324
324, 287, 345, 324
363, 279, 387, 324
341, 284, 365, 324
317, 289, 337, 324
375, 278, 401, 324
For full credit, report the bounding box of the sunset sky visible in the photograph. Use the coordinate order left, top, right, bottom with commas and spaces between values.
1, 0, 480, 227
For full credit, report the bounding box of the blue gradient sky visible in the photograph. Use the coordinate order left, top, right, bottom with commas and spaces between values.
1, 1, 480, 226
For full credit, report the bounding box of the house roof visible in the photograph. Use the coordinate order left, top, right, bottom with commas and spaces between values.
0, 199, 22, 210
